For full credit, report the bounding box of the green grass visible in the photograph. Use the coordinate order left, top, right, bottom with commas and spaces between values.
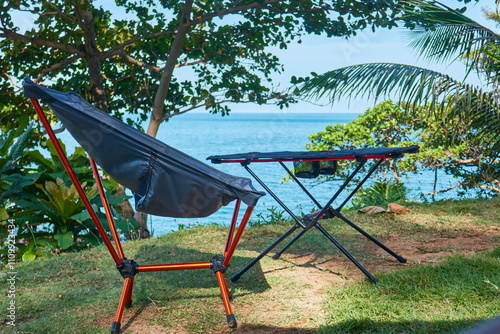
1, 197, 499, 333
320, 248, 500, 333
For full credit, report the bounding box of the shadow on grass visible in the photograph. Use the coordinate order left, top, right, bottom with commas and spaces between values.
231, 319, 500, 333
273, 255, 350, 279
236, 324, 317, 333
120, 303, 148, 333
129, 244, 272, 293
317, 318, 495, 334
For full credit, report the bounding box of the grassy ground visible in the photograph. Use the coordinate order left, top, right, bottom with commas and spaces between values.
1, 197, 499, 333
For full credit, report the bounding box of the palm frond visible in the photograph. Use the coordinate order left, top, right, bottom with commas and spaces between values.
299, 63, 500, 137
300, 63, 455, 104
403, 1, 500, 85
403, 0, 479, 26
408, 24, 497, 64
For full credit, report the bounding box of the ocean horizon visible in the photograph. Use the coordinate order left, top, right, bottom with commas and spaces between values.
57, 112, 461, 236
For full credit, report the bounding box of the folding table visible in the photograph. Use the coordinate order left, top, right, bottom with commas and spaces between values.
24, 78, 265, 332
208, 146, 419, 284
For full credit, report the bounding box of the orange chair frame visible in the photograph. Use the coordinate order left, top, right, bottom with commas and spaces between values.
29, 98, 254, 333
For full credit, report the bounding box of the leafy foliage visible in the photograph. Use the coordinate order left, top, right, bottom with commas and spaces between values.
297, 0, 500, 142
0, 117, 39, 238
0, 0, 436, 129
253, 206, 287, 226
308, 100, 500, 198
1, 135, 139, 264
351, 180, 409, 209
308, 101, 420, 182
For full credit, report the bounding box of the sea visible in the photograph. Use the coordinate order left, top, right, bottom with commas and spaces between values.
58, 112, 460, 236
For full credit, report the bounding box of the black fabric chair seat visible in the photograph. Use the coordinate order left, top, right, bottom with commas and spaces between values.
24, 78, 264, 218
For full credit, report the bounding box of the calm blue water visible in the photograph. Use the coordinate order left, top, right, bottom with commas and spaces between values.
58, 112, 459, 236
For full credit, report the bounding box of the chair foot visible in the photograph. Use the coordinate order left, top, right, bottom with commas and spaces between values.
271, 253, 281, 260
226, 314, 237, 328
125, 301, 132, 309
110, 321, 121, 333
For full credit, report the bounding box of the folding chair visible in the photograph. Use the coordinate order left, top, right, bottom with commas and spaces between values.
208, 146, 419, 284
23, 78, 265, 333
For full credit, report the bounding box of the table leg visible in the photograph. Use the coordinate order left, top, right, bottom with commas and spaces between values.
315, 223, 378, 284
330, 209, 407, 263
272, 228, 308, 260
230, 223, 300, 282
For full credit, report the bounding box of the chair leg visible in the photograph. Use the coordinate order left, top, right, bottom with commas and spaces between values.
223, 281, 233, 302
216, 271, 237, 328
111, 277, 133, 333
124, 278, 134, 308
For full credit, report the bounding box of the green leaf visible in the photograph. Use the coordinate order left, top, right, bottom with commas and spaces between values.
54, 231, 74, 250
71, 211, 91, 222
115, 218, 139, 231
0, 172, 42, 200
9, 124, 33, 161
0, 207, 8, 221
22, 251, 36, 261
99, 218, 139, 232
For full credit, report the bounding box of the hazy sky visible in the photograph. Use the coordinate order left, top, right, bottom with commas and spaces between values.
233, 0, 497, 114
11, 1, 497, 114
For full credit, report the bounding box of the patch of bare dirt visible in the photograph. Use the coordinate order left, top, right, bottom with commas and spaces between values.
93, 308, 189, 334
372, 224, 500, 268
93, 223, 499, 333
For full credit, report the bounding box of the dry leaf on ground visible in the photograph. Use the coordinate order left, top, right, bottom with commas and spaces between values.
359, 206, 386, 214
387, 203, 410, 214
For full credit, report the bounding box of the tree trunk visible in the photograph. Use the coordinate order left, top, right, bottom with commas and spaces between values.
86, 56, 108, 112
147, 0, 194, 137
80, 3, 150, 238
81, 6, 108, 113
114, 185, 150, 240
139, 1, 194, 234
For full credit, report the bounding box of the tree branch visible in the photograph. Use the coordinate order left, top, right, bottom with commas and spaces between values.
115, 50, 164, 73
101, 30, 177, 60
191, 0, 284, 25
161, 99, 235, 122
175, 58, 206, 68
266, 5, 332, 14
161, 98, 275, 121
478, 184, 500, 194
44, 1, 78, 24
72, 0, 91, 37
0, 28, 83, 55
3, 72, 20, 88
422, 182, 463, 196
148, 0, 194, 137
116, 50, 205, 72
31, 125, 66, 138
35, 55, 80, 82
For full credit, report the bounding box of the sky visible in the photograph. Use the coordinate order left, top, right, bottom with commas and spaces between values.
228, 0, 497, 114
10, 1, 498, 115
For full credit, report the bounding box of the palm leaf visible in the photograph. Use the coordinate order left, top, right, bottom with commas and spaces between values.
403, 1, 500, 86
299, 63, 500, 137
9, 125, 33, 161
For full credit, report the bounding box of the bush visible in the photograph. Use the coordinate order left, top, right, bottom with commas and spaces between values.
1, 123, 138, 264
351, 180, 409, 209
